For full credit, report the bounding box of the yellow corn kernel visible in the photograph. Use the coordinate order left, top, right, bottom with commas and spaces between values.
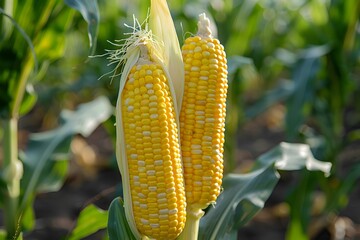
180, 13, 228, 210
121, 58, 186, 240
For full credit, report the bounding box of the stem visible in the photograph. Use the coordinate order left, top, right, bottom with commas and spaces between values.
3, 118, 21, 239
178, 207, 204, 240
11, 54, 34, 118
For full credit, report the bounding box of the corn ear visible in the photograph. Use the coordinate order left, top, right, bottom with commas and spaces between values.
178, 13, 228, 240
180, 13, 227, 210
114, 20, 186, 239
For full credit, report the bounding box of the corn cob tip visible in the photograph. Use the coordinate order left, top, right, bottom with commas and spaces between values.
197, 13, 212, 38
98, 18, 157, 84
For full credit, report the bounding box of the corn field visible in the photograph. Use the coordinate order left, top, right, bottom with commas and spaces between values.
0, 0, 359, 239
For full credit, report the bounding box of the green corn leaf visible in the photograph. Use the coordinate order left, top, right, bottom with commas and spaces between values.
0, 7, 38, 72
199, 168, 279, 240
64, 0, 99, 55
0, 0, 14, 42
286, 170, 313, 240
19, 97, 113, 213
68, 204, 108, 240
199, 142, 331, 240
326, 163, 360, 212
107, 197, 136, 240
285, 45, 330, 140
18, 87, 37, 117
0, 6, 38, 119
21, 203, 35, 231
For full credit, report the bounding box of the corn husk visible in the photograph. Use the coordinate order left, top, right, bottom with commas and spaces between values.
149, 0, 184, 115
115, 51, 140, 239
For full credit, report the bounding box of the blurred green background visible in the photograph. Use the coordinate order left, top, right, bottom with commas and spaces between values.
1, 0, 359, 239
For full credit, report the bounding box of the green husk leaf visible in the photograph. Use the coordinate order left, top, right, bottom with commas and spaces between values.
107, 197, 136, 240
